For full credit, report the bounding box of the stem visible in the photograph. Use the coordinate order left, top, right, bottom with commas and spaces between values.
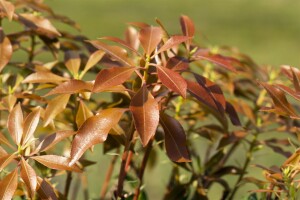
100, 148, 120, 200
133, 139, 153, 200
64, 172, 72, 198
28, 35, 35, 63
116, 122, 135, 198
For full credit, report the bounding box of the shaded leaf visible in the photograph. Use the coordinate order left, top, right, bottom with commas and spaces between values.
70, 108, 126, 165
0, 0, 15, 21
22, 71, 68, 84
43, 94, 70, 127
0, 27, 13, 72
225, 102, 241, 126
88, 40, 134, 66
76, 100, 93, 128
20, 157, 37, 198
0, 146, 7, 157
275, 84, 300, 101
93, 66, 136, 93
156, 65, 187, 98
45, 80, 93, 96
36, 177, 58, 200
0, 169, 18, 200
160, 113, 191, 162
32, 155, 82, 172
130, 85, 159, 146
139, 26, 162, 55
166, 56, 189, 71
22, 107, 41, 145
157, 35, 190, 54
64, 51, 81, 76
7, 103, 23, 145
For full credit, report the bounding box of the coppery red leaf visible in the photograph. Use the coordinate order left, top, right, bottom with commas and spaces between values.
0, 28, 13, 72
100, 36, 139, 54
7, 103, 23, 145
139, 26, 162, 55
36, 177, 58, 200
45, 80, 93, 96
0, 154, 16, 171
76, 100, 93, 128
22, 71, 68, 84
64, 51, 81, 76
157, 35, 190, 54
0, 0, 15, 21
20, 157, 37, 198
130, 85, 159, 146
0, 169, 18, 200
225, 102, 241, 126
166, 56, 189, 71
22, 107, 41, 145
80, 50, 105, 78
180, 15, 195, 49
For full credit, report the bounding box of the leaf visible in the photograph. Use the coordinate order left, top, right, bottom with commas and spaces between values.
259, 82, 298, 118
20, 157, 37, 198
70, 108, 126, 165
130, 85, 159, 146
76, 100, 93, 128
22, 71, 68, 84
0, 169, 18, 200
160, 113, 191, 162
22, 107, 41, 145
156, 65, 187, 98
0, 27, 13, 72
18, 13, 61, 38
34, 130, 76, 153
225, 102, 241, 126
0, 146, 7, 157
125, 26, 140, 50
80, 50, 105, 78
275, 84, 300, 101
100, 36, 139, 54
0, 0, 15, 21
87, 40, 134, 66
0, 154, 16, 171
36, 177, 58, 200
139, 26, 162, 55
93, 66, 136, 93
43, 94, 70, 127
0, 131, 14, 149
7, 103, 23, 145
291, 67, 300, 92
32, 155, 82, 172
166, 56, 189, 71
180, 15, 195, 49
157, 35, 190, 54
64, 51, 81, 77
45, 80, 93, 96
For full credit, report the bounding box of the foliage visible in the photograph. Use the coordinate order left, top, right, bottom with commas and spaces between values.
0, 0, 299, 200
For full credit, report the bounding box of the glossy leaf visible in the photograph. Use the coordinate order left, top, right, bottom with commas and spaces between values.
76, 100, 93, 128
157, 35, 189, 54
0, 154, 16, 171
88, 40, 134, 66
125, 26, 140, 50
22, 71, 68, 84
160, 113, 191, 162
7, 103, 23, 145
43, 94, 70, 127
20, 157, 37, 198
80, 50, 105, 78
22, 107, 41, 145
180, 15, 195, 49
100, 36, 139, 54
70, 108, 126, 165
64, 51, 81, 76
0, 0, 15, 21
156, 65, 187, 98
291, 67, 300, 92
0, 169, 18, 200
139, 26, 162, 55
93, 66, 136, 93
32, 155, 82, 172
0, 27, 13, 72
36, 177, 58, 200
0, 131, 14, 149
45, 80, 93, 96
130, 85, 159, 146
275, 84, 300, 101
34, 130, 76, 153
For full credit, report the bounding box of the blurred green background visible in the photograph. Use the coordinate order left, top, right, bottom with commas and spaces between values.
44, 0, 300, 199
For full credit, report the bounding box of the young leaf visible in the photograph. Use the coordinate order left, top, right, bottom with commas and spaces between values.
100, 36, 139, 54
87, 40, 134, 66
45, 80, 93, 96
43, 94, 70, 127
36, 177, 58, 200
125, 26, 140, 50
64, 51, 81, 77
275, 84, 300, 101
32, 155, 82, 172
157, 35, 190, 54
0, 154, 16, 171
22, 71, 68, 84
0, 169, 18, 200
70, 108, 126, 165
7, 103, 23, 145
80, 50, 105, 78
0, 131, 14, 150
20, 157, 37, 198
160, 113, 191, 162
180, 15, 195, 49
0, 146, 7, 157
93, 66, 136, 93
156, 65, 187, 98
76, 100, 93, 128
0, 0, 15, 21
166, 56, 189, 71
130, 85, 159, 146
291, 67, 300, 92
0, 27, 13, 73
139, 26, 162, 55
22, 107, 41, 145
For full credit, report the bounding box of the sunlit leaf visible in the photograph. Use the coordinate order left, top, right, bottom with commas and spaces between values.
156, 65, 187, 98
80, 50, 105, 78
0, 0, 15, 21
100, 36, 139, 54
32, 155, 82, 172
275, 84, 300, 101
0, 169, 18, 200
0, 146, 7, 157
22, 107, 41, 145
0, 27, 13, 72
180, 15, 195, 49
157, 35, 189, 54
43, 94, 70, 127
20, 157, 37, 198
130, 85, 159, 146
0, 154, 16, 171
291, 67, 300, 92
160, 113, 191, 162
45, 80, 93, 96
36, 177, 58, 200
0, 131, 14, 149
88, 40, 134, 66
93, 66, 136, 93
76, 100, 93, 128
22, 71, 68, 84
7, 103, 23, 145
70, 108, 126, 165
64, 51, 81, 77
125, 26, 140, 50
139, 26, 162, 55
